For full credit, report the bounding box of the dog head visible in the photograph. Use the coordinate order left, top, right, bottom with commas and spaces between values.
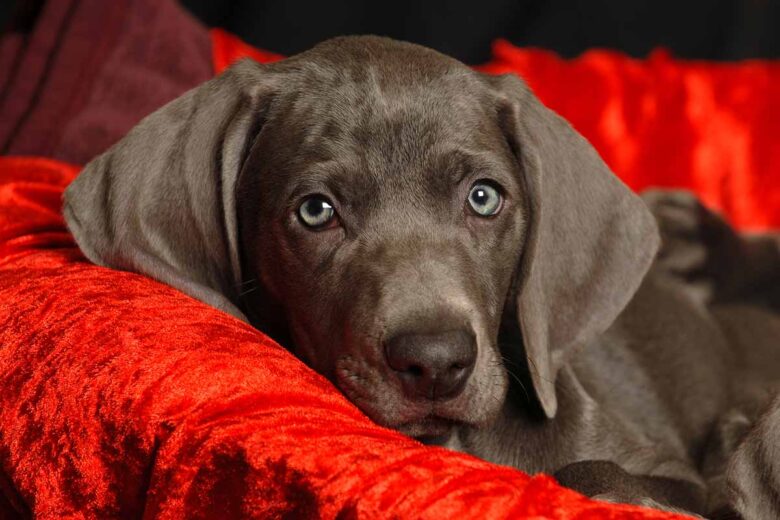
63, 36, 658, 442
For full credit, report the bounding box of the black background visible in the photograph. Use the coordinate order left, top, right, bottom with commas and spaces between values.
2, 0, 779, 63
179, 0, 779, 63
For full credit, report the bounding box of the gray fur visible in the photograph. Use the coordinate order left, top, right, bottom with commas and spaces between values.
63, 36, 779, 518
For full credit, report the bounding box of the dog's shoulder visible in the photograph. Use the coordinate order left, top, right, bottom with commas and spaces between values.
575, 269, 733, 447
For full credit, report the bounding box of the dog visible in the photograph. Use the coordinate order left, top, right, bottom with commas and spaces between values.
62, 36, 780, 518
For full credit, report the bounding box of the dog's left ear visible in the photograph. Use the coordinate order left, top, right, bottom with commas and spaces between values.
63, 59, 278, 321
485, 73, 660, 418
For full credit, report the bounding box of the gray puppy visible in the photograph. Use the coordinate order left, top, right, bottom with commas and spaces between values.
62, 36, 779, 517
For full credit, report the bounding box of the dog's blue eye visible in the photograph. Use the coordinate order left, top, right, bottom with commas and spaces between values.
298, 196, 336, 228
467, 182, 502, 217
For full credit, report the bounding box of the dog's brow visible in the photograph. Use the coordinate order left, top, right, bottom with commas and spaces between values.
287, 161, 344, 196
286, 158, 369, 207
436, 149, 513, 186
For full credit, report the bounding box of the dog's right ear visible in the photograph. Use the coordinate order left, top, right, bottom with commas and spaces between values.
63, 59, 278, 320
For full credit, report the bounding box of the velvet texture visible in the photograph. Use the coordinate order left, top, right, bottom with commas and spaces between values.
0, 0, 213, 165
0, 156, 686, 519
479, 41, 780, 231
0, 22, 777, 520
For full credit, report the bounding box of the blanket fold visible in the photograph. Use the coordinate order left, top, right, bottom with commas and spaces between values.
0, 0, 213, 165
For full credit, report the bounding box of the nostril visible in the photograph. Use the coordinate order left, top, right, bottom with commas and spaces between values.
390, 365, 426, 379
407, 365, 424, 378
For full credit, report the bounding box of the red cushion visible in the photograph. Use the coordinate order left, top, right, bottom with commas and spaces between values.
481, 41, 780, 232
0, 156, 685, 518
3, 30, 777, 518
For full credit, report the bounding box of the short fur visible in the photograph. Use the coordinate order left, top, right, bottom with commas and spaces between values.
63, 36, 780, 518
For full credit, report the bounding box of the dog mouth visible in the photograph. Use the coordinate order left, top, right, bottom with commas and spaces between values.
397, 416, 459, 445
334, 354, 500, 445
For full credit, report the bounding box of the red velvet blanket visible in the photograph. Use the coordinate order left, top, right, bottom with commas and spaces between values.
1, 156, 686, 519
1, 18, 778, 520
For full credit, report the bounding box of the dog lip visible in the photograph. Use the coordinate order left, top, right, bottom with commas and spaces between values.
415, 432, 453, 447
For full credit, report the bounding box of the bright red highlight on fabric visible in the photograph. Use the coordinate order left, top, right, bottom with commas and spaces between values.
0, 156, 687, 518
479, 41, 780, 231
0, 29, 776, 518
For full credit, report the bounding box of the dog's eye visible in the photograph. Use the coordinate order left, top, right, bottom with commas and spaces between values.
467, 181, 502, 217
298, 196, 337, 228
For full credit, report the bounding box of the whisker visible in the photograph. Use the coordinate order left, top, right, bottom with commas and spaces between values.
493, 355, 531, 404
236, 278, 258, 288
240, 286, 259, 297
504, 368, 531, 404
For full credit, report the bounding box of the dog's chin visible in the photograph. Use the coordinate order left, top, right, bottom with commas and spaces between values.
339, 386, 476, 445
334, 355, 506, 444
396, 416, 460, 446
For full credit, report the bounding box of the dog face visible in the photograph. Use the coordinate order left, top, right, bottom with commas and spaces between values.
237, 50, 527, 438
64, 36, 659, 443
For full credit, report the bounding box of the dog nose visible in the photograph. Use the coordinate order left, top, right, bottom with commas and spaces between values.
384, 329, 477, 400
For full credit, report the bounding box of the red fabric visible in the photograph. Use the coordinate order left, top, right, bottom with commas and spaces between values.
0, 0, 213, 165
211, 30, 779, 231
1, 29, 777, 519
0, 156, 684, 518
479, 41, 780, 232
211, 28, 284, 73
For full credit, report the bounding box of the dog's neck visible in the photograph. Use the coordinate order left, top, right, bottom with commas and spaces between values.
455, 365, 591, 474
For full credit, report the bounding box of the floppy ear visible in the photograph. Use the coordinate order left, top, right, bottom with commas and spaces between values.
63, 59, 276, 321
487, 73, 660, 418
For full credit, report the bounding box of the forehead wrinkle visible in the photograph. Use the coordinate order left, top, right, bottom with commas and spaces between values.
440, 148, 520, 184
350, 100, 448, 169
293, 111, 511, 210
278, 65, 513, 212
291, 61, 489, 154
289, 155, 374, 203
